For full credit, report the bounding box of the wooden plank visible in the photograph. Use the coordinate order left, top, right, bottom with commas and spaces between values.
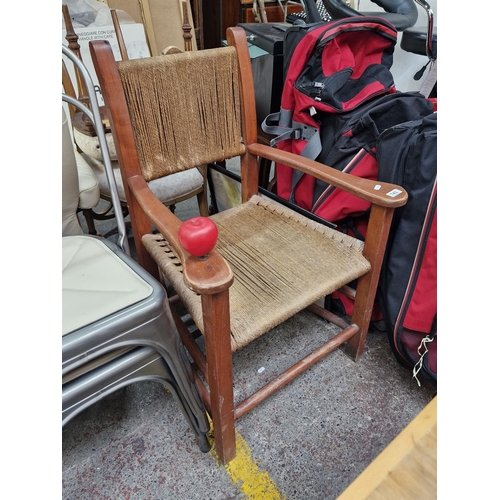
107, 0, 197, 53
138, 0, 159, 55
337, 396, 437, 500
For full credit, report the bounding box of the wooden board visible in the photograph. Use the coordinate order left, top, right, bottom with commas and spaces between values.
106, 0, 197, 54
337, 396, 437, 500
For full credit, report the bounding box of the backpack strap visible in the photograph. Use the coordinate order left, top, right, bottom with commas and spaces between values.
419, 60, 437, 98
262, 108, 322, 203
262, 108, 322, 159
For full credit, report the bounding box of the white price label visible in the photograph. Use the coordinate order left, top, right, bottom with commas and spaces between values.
387, 189, 403, 198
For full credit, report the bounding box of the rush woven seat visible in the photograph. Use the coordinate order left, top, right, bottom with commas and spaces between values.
90, 27, 407, 464
143, 195, 370, 351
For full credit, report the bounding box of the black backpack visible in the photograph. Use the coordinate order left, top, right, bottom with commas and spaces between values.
376, 113, 437, 386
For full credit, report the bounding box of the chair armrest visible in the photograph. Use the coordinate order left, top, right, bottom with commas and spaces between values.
128, 175, 234, 295
248, 143, 408, 208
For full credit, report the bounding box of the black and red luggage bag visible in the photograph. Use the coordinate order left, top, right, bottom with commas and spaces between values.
376, 113, 437, 386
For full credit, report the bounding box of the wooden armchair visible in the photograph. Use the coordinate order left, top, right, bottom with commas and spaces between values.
89, 26, 407, 464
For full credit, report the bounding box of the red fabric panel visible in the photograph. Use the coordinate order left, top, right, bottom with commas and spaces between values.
403, 204, 437, 333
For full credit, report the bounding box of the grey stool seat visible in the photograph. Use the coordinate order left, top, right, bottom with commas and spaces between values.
62, 235, 210, 445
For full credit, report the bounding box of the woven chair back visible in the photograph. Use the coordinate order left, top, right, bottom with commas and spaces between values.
117, 47, 246, 182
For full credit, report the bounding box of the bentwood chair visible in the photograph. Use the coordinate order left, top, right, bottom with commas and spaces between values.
62, 6, 209, 236
90, 26, 407, 463
62, 45, 210, 452
62, 106, 100, 236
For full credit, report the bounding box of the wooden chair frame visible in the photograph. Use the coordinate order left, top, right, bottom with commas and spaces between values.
90, 26, 407, 464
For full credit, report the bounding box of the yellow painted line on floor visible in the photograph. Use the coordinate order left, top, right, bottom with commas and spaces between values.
208, 421, 286, 499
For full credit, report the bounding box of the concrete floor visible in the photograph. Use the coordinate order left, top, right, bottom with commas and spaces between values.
62, 163, 436, 499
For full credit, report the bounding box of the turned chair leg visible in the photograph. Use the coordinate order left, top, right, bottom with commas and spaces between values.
82, 208, 98, 235
197, 165, 209, 217
197, 189, 209, 217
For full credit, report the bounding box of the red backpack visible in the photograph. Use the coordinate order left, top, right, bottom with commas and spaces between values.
262, 17, 433, 223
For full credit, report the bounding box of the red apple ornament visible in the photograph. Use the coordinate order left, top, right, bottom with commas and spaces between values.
178, 217, 218, 258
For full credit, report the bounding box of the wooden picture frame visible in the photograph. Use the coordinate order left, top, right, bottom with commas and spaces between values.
207, 163, 338, 231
